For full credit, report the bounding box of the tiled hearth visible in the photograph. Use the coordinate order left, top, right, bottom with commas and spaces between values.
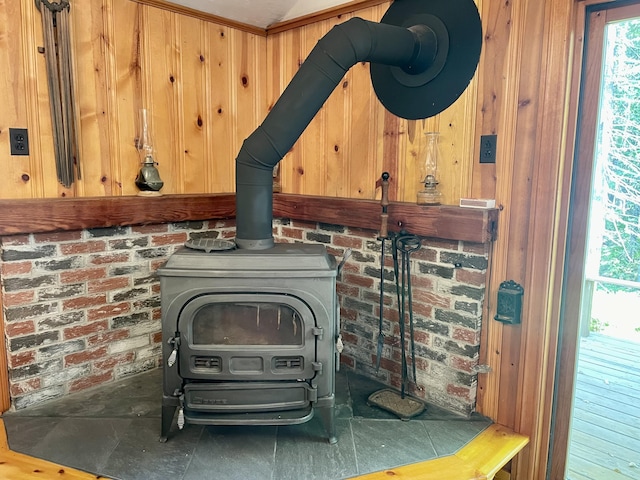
2, 368, 491, 480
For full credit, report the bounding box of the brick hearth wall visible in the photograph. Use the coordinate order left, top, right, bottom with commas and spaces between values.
1, 219, 488, 415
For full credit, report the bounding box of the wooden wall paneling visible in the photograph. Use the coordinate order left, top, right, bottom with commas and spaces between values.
496, 0, 546, 431
229, 29, 267, 190
301, 19, 329, 197
348, 5, 382, 200
179, 15, 208, 193
72, 0, 115, 197
475, 0, 518, 423
209, 24, 234, 193
145, 7, 179, 194
279, 28, 302, 194
0, 0, 31, 199
111, 0, 145, 196
471, 0, 512, 201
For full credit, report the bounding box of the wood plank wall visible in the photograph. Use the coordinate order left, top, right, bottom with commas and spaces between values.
268, 3, 479, 204
0, 0, 582, 478
0, 0, 266, 198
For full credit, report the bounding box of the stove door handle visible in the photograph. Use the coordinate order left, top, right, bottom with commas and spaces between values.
167, 348, 178, 368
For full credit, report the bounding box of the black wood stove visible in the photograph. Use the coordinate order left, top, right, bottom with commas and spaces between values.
158, 241, 339, 443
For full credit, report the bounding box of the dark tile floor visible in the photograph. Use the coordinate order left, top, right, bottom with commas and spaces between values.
2, 368, 491, 480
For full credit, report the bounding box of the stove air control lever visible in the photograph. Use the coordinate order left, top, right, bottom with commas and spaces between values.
167, 336, 180, 367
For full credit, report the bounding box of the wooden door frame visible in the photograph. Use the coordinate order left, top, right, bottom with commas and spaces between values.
548, 1, 640, 477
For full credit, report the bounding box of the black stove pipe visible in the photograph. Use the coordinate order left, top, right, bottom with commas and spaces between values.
235, 17, 438, 250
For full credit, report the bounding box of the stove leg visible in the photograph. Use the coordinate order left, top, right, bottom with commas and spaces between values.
318, 405, 337, 444
160, 405, 176, 442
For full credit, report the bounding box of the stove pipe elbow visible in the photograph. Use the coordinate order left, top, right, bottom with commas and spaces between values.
235, 17, 433, 250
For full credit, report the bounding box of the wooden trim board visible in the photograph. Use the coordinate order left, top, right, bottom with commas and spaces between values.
0, 194, 498, 243
354, 424, 529, 480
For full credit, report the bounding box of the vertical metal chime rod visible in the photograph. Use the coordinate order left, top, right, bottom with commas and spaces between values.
37, 0, 81, 187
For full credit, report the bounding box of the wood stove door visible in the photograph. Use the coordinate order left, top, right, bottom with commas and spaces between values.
177, 293, 318, 381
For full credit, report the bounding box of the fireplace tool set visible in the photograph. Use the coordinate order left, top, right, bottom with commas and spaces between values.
370, 173, 425, 419
159, 0, 482, 443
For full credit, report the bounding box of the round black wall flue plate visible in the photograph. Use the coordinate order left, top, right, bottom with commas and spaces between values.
370, 0, 482, 120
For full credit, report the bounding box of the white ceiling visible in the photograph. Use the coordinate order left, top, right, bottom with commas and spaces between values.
164, 0, 354, 28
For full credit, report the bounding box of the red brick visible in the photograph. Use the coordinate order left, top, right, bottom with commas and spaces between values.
89, 253, 130, 265
152, 308, 162, 320
291, 220, 316, 230
69, 371, 114, 393
94, 352, 135, 370
88, 302, 130, 321
412, 290, 450, 309
451, 356, 475, 373
88, 277, 130, 294
10, 350, 36, 368
333, 235, 364, 249
413, 330, 430, 345
60, 267, 107, 283
462, 242, 488, 255
33, 231, 82, 243
281, 227, 304, 240
412, 248, 438, 262
345, 227, 377, 239
340, 331, 358, 345
10, 378, 41, 396
5, 320, 35, 338
152, 331, 163, 344
455, 269, 487, 287
341, 262, 359, 275
340, 354, 354, 368
447, 384, 471, 401
1, 261, 32, 276
65, 346, 108, 366
87, 329, 129, 346
213, 220, 235, 228
64, 320, 108, 340
340, 307, 358, 322
342, 273, 374, 289
151, 260, 166, 271
2, 291, 35, 307
452, 327, 480, 345
152, 233, 188, 246
62, 294, 107, 311
2, 235, 31, 245
132, 224, 168, 234
337, 283, 359, 298
60, 240, 107, 255
410, 275, 434, 290
428, 238, 460, 250
379, 357, 402, 375
412, 302, 433, 318
220, 230, 235, 239
151, 284, 161, 294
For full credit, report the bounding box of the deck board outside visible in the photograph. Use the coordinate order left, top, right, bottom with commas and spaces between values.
566, 334, 640, 480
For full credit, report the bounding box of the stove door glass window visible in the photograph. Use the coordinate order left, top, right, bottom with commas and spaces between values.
192, 303, 303, 346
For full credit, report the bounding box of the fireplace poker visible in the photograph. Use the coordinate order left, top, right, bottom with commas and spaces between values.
392, 231, 421, 398
375, 172, 390, 372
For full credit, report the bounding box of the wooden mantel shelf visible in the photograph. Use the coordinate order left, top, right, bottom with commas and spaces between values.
0, 194, 498, 244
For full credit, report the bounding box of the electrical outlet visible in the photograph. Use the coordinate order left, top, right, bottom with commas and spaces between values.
479, 134, 497, 164
9, 128, 29, 156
